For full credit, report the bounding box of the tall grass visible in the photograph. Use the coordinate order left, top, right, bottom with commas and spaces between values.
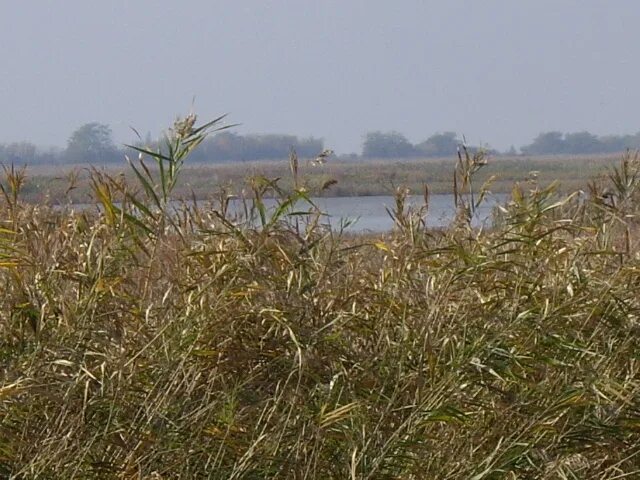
1, 116, 640, 478
10, 152, 621, 204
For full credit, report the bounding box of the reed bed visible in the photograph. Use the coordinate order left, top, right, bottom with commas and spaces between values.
16, 152, 619, 205
1, 116, 639, 479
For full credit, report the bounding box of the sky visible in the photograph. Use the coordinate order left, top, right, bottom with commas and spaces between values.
1, 1, 639, 154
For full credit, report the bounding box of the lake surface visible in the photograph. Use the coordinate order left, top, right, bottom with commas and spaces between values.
230, 194, 508, 232
71, 194, 508, 232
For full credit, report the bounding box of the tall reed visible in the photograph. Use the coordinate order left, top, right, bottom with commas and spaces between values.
1, 117, 639, 479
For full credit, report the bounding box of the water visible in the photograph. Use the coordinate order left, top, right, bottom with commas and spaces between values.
229, 194, 508, 232
69, 194, 508, 233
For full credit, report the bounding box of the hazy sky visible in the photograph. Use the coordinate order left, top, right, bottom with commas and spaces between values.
1, 1, 639, 153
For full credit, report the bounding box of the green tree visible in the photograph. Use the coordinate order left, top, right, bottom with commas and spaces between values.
521, 131, 565, 155
415, 132, 459, 157
362, 131, 416, 158
563, 131, 600, 154
192, 132, 324, 162
66, 122, 119, 163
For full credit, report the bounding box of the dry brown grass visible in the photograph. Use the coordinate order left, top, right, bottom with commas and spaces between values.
13, 152, 621, 205
1, 118, 639, 478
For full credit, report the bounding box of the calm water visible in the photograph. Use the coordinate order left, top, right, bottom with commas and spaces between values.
230, 194, 508, 232
71, 194, 508, 232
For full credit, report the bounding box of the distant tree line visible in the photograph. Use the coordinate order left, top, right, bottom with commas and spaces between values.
0, 142, 62, 166
360, 129, 640, 158
520, 131, 640, 155
187, 132, 323, 163
0, 123, 324, 165
3, 122, 640, 165
361, 131, 493, 158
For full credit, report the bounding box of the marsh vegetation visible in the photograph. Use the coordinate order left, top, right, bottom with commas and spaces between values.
1, 116, 640, 478
9, 152, 622, 205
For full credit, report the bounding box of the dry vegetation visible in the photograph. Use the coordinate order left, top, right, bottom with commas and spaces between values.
1, 116, 640, 478
17, 152, 620, 205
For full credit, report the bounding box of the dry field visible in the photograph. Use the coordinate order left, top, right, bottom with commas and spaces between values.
16, 152, 621, 205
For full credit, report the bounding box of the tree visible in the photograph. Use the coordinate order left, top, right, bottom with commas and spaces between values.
520, 131, 565, 155
66, 122, 119, 163
362, 131, 416, 158
505, 145, 518, 156
2, 142, 37, 164
563, 131, 600, 154
415, 132, 459, 157
520, 130, 640, 156
193, 132, 324, 162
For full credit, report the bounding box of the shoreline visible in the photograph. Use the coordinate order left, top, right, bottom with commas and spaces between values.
6, 152, 622, 204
